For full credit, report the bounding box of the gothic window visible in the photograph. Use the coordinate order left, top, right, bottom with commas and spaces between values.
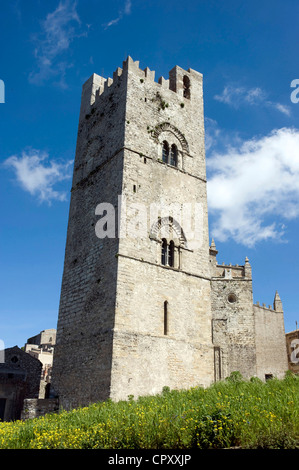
183, 75, 191, 99
161, 141, 179, 167
151, 216, 187, 270
170, 144, 178, 167
161, 238, 168, 266
162, 141, 169, 163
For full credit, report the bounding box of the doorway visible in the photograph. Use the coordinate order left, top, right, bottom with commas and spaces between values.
0, 398, 6, 421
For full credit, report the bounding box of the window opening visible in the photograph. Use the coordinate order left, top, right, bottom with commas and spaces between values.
0, 399, 6, 422
183, 76, 191, 99
170, 144, 178, 167
228, 293, 237, 303
164, 301, 168, 335
161, 239, 168, 266
162, 141, 169, 163
168, 241, 175, 267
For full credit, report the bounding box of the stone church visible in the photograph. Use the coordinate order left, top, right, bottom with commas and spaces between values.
51, 57, 288, 411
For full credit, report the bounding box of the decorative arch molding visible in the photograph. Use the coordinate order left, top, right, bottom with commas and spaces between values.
152, 122, 189, 153
149, 216, 187, 247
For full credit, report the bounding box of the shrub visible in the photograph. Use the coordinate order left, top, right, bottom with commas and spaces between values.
0, 376, 298, 449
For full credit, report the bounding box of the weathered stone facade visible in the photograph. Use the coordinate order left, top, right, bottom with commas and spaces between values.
51, 57, 289, 410
210, 243, 288, 381
24, 329, 56, 398
21, 398, 59, 420
0, 346, 41, 421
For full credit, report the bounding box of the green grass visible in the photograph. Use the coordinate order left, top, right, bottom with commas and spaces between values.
0, 372, 298, 449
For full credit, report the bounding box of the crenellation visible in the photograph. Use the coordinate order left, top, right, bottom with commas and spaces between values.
81, 56, 204, 123
105, 77, 113, 90
113, 66, 123, 81
144, 66, 155, 81
158, 76, 170, 89
123, 56, 145, 78
214, 263, 245, 279
254, 298, 282, 313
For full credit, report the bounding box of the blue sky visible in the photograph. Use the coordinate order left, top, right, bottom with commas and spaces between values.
0, 0, 298, 348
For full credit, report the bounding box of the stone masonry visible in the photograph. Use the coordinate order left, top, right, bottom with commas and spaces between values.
51, 57, 289, 410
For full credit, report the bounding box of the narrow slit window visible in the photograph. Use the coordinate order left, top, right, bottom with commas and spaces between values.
164, 301, 168, 335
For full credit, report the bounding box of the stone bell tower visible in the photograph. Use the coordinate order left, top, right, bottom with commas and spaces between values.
51, 57, 214, 410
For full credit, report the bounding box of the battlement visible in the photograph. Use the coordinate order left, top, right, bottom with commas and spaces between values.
214, 263, 246, 279
254, 291, 283, 313
254, 301, 275, 312
79, 56, 203, 120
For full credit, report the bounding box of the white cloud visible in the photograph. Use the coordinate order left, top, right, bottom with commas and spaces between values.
4, 150, 73, 204
207, 127, 299, 247
214, 85, 291, 116
270, 102, 291, 116
214, 85, 264, 106
104, 0, 132, 29
29, 0, 82, 87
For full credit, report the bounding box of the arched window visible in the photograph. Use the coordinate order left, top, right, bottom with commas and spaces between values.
162, 141, 169, 163
151, 217, 187, 269
170, 144, 178, 167
161, 239, 175, 267
164, 301, 168, 335
161, 238, 168, 266
168, 241, 175, 267
183, 75, 191, 99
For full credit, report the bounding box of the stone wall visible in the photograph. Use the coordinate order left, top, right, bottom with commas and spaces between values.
211, 272, 257, 380
51, 57, 290, 410
51, 57, 214, 408
254, 303, 288, 380
0, 346, 42, 421
21, 398, 59, 420
210, 245, 288, 382
51, 67, 127, 409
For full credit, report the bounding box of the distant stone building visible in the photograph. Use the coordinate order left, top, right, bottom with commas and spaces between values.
286, 329, 299, 374
0, 346, 41, 421
51, 57, 289, 411
210, 243, 288, 381
24, 329, 56, 398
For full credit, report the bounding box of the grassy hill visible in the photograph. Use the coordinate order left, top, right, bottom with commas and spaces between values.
0, 372, 298, 449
